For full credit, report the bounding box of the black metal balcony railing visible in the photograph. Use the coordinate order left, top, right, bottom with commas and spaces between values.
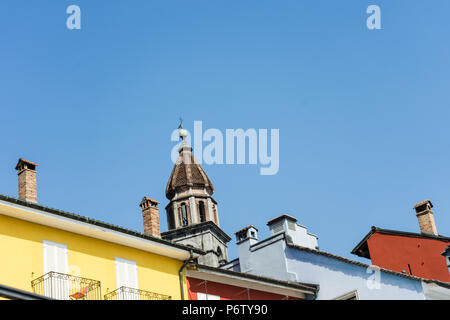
31, 271, 102, 300
104, 286, 172, 300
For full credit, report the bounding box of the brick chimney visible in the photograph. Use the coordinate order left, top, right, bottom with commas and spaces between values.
414, 199, 438, 236
140, 197, 161, 238
15, 158, 38, 203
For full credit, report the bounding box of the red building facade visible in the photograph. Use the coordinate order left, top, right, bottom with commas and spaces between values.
188, 278, 302, 300
186, 265, 317, 300
352, 200, 450, 282
352, 227, 450, 282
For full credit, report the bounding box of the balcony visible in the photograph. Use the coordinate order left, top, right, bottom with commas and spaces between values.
104, 286, 171, 300
31, 271, 102, 300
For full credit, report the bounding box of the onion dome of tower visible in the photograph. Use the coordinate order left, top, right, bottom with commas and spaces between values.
165, 122, 214, 200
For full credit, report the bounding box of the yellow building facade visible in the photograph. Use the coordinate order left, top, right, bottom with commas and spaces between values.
0, 195, 199, 300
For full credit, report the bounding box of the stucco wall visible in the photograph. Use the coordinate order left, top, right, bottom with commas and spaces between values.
0, 213, 185, 299
285, 247, 425, 300
367, 233, 450, 282
232, 232, 434, 299
237, 236, 296, 282
172, 230, 228, 267
187, 277, 302, 300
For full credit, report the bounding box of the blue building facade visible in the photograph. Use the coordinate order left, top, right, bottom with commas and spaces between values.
223, 215, 450, 300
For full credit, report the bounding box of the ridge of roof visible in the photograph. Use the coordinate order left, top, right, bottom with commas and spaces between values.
0, 194, 204, 255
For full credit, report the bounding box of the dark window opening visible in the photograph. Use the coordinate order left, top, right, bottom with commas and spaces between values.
199, 201, 206, 222
181, 203, 188, 226
168, 207, 175, 229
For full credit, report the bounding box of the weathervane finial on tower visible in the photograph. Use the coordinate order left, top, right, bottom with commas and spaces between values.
177, 117, 188, 141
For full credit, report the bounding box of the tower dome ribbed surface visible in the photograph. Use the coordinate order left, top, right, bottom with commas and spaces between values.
165, 145, 214, 199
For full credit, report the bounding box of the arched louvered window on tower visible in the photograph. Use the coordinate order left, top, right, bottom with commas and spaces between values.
180, 203, 188, 226
199, 201, 206, 223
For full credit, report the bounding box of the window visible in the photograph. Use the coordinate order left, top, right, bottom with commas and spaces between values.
43, 240, 69, 299
115, 257, 139, 300
180, 203, 188, 226
199, 201, 206, 222
197, 292, 220, 300
43, 240, 68, 275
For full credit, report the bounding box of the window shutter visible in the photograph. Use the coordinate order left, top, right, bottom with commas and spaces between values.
42, 240, 69, 299
128, 260, 138, 289
115, 257, 139, 300
57, 245, 68, 274
115, 258, 126, 289
43, 241, 55, 274
197, 292, 221, 300
43, 240, 68, 274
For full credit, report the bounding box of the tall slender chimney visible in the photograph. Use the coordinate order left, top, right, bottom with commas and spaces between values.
15, 158, 38, 203
140, 197, 161, 238
413, 199, 438, 236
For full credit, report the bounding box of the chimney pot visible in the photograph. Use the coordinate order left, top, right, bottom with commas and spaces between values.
15, 158, 38, 203
413, 199, 438, 236
140, 197, 161, 238
235, 225, 258, 244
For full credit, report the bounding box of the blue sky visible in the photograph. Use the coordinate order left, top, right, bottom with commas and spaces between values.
1, 1, 449, 262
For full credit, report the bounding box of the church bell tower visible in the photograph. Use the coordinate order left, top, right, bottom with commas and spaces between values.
161, 123, 231, 267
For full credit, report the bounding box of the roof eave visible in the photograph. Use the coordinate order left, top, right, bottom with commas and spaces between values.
187, 264, 318, 298
0, 195, 203, 260
350, 227, 377, 259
